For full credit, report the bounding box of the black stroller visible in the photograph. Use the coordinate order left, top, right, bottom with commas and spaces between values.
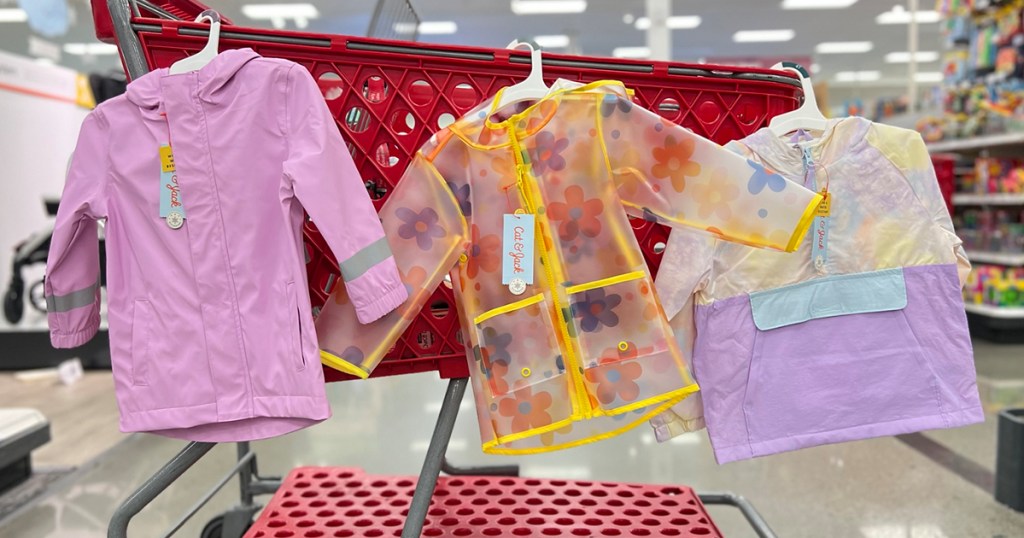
3, 198, 106, 324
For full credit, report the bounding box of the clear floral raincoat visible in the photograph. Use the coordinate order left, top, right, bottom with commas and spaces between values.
315, 80, 822, 454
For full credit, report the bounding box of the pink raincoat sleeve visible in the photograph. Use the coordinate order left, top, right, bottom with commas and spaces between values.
597, 87, 821, 252
283, 65, 407, 324
46, 112, 108, 348
314, 150, 470, 378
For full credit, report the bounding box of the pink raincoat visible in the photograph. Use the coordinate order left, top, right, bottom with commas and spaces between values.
46, 49, 407, 441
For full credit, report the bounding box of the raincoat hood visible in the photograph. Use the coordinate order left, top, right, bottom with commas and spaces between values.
126, 47, 261, 109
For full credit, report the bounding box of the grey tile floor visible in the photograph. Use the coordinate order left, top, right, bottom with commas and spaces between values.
2, 343, 1024, 537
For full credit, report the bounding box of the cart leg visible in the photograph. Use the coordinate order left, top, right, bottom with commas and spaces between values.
402, 377, 468, 538
108, 441, 216, 538
698, 491, 777, 538
214, 442, 260, 538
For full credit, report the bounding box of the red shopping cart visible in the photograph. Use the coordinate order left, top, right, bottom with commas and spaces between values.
95, 2, 801, 536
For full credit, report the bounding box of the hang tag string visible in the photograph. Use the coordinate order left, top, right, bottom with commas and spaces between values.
159, 111, 173, 147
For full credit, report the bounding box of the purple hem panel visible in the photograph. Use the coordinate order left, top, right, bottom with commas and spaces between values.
693, 264, 982, 464
713, 406, 984, 464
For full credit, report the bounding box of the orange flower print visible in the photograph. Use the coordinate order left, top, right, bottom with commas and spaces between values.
585, 358, 643, 405
651, 135, 701, 193
540, 422, 574, 446
498, 386, 554, 434
399, 265, 428, 320
485, 359, 510, 395
690, 169, 740, 220
547, 185, 604, 241
467, 224, 501, 278
615, 168, 645, 197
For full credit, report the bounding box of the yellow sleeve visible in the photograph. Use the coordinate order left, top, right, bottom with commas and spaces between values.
314, 151, 469, 377
597, 86, 821, 252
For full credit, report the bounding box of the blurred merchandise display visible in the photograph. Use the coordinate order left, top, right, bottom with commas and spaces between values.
970, 156, 1024, 193
955, 206, 1024, 252
922, 0, 1024, 140
964, 263, 1024, 306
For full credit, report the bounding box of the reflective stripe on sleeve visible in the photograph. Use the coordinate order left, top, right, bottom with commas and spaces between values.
339, 236, 394, 281
46, 279, 99, 313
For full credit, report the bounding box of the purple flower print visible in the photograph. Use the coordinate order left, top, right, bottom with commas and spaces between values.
746, 160, 787, 195
572, 288, 622, 333
396, 207, 446, 250
480, 326, 514, 366
446, 181, 472, 217
340, 346, 364, 365
529, 131, 569, 174
600, 93, 633, 117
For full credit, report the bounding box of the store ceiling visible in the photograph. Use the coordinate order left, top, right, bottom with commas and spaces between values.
1, 0, 940, 90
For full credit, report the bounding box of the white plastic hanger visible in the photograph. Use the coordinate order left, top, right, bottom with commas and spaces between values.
768, 61, 828, 137
169, 10, 221, 75
493, 40, 550, 110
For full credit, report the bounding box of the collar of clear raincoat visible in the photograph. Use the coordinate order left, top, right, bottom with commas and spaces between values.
448, 78, 631, 149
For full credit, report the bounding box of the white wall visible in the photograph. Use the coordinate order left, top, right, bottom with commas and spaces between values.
0, 50, 91, 323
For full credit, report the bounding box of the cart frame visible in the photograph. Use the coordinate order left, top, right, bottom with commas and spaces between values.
101, 2, 783, 536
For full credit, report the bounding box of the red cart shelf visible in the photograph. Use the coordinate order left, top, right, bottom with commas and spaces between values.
104, 2, 803, 383
245, 467, 722, 538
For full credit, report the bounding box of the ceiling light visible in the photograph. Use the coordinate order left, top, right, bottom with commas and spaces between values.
782, 0, 858, 8
733, 30, 795, 43
418, 21, 457, 34
834, 70, 880, 82
914, 71, 943, 82
511, 0, 587, 15
0, 8, 27, 22
63, 43, 120, 56
241, 3, 319, 29
815, 41, 873, 53
876, 5, 941, 24
393, 21, 458, 35
613, 46, 651, 59
534, 34, 570, 48
885, 50, 940, 63
634, 16, 702, 30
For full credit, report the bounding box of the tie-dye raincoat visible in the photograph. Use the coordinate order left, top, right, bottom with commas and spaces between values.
315, 80, 822, 454
653, 118, 981, 463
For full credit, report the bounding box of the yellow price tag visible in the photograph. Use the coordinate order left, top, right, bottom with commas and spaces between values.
159, 145, 175, 173
816, 192, 831, 217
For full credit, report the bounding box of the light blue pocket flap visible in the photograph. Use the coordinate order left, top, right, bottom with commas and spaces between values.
749, 268, 908, 331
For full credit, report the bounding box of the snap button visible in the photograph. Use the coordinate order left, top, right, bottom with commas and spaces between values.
459, 253, 468, 264
166, 211, 184, 230
521, 367, 531, 377
618, 341, 630, 352
508, 278, 527, 295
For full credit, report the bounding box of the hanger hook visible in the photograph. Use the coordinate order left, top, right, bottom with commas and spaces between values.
196, 9, 221, 24
506, 39, 535, 53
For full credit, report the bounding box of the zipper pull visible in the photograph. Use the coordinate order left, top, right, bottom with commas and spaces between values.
801, 146, 815, 190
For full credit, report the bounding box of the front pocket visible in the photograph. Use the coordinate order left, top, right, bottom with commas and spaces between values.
286, 281, 306, 370
474, 294, 562, 396
567, 271, 669, 368
131, 299, 151, 386
740, 269, 943, 445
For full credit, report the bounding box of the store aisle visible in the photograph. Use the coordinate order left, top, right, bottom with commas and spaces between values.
1, 343, 1023, 537
0, 372, 121, 467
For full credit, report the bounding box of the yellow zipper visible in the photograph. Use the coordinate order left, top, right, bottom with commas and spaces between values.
508, 133, 592, 419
